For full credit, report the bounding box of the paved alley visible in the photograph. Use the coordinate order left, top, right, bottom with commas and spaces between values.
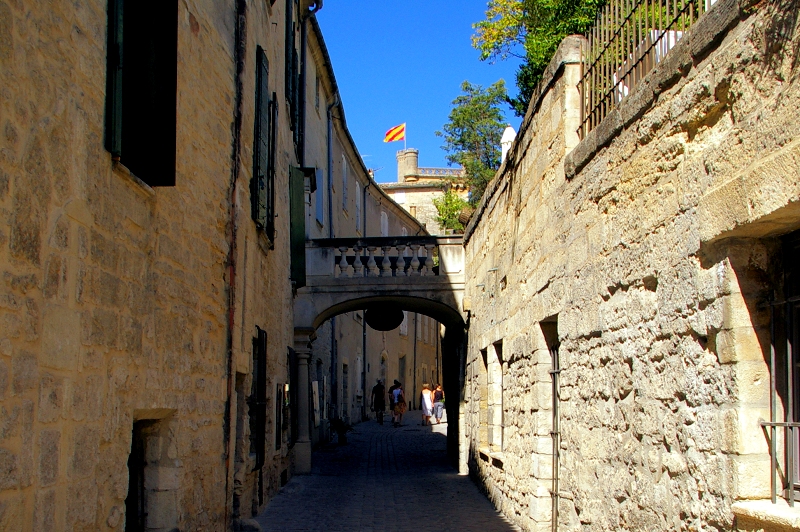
254, 410, 519, 532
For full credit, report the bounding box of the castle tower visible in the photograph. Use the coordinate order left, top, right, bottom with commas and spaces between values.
396, 148, 419, 182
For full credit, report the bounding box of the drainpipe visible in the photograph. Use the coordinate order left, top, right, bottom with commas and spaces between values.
224, 0, 247, 528
412, 314, 418, 410
326, 93, 339, 425
298, 15, 307, 166
326, 93, 339, 238
362, 314, 367, 420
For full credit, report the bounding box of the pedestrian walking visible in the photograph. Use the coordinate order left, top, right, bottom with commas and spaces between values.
420, 383, 433, 426
371, 379, 386, 425
433, 383, 445, 424
388, 379, 400, 412
391, 383, 406, 427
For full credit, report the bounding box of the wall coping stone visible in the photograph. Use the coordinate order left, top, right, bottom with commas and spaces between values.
464, 36, 585, 244
732, 499, 800, 529
563, 0, 745, 179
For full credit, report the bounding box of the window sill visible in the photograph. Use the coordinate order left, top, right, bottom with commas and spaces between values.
478, 447, 505, 468
732, 499, 800, 531
112, 160, 155, 197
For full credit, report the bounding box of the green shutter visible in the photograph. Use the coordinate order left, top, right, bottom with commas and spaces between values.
252, 47, 269, 230
289, 166, 306, 289
105, 0, 123, 156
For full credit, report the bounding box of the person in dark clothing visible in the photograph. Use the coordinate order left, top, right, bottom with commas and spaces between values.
371, 379, 386, 425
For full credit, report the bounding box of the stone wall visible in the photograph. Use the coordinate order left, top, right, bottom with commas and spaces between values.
463, 0, 800, 530
0, 0, 310, 529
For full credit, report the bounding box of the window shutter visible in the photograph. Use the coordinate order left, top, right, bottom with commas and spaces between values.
250, 328, 267, 470
252, 47, 270, 231
267, 93, 277, 242
105, 0, 123, 157
289, 166, 306, 288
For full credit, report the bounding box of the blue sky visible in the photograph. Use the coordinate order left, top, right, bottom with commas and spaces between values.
315, 1, 523, 184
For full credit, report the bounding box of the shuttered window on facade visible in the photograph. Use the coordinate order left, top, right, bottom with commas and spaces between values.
249, 328, 267, 470
252, 46, 276, 243
105, 0, 178, 187
289, 166, 307, 289
284, 0, 300, 150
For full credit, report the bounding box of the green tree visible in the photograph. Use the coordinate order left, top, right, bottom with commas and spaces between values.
433, 189, 469, 233
473, 0, 602, 116
436, 80, 507, 206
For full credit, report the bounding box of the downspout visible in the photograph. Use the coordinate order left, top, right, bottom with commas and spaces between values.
326, 93, 339, 238
298, 14, 307, 166
326, 94, 339, 423
412, 314, 418, 410
224, 0, 247, 528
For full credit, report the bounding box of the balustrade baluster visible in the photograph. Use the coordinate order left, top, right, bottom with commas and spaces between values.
339, 246, 350, 278
366, 246, 379, 277
353, 246, 364, 276
396, 244, 407, 276
334, 247, 343, 277
422, 244, 435, 276
380, 246, 392, 276
409, 244, 421, 276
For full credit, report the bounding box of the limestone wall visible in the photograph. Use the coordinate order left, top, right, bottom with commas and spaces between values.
463, 0, 800, 530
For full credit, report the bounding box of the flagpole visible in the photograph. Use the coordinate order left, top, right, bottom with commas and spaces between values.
404, 123, 407, 150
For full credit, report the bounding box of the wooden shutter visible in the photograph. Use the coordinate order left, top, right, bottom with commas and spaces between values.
105, 0, 123, 157
252, 47, 269, 231
266, 93, 277, 242
289, 166, 306, 288
250, 328, 267, 470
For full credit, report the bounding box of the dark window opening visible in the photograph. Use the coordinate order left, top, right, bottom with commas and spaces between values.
106, 0, 179, 186
249, 328, 267, 470
125, 420, 151, 532
252, 46, 277, 242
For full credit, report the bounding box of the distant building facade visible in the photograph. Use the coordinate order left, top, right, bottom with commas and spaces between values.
381, 149, 468, 236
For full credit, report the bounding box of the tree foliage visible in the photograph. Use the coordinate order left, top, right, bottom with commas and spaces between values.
436, 80, 507, 206
473, 0, 603, 116
433, 189, 469, 233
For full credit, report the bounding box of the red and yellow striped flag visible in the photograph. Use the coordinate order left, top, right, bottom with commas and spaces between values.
383, 123, 406, 143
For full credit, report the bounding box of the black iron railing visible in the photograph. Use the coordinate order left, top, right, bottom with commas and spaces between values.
578, 0, 709, 137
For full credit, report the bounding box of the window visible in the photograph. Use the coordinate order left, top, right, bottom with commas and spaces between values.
249, 327, 267, 469
409, 205, 417, 218
394, 191, 406, 204
416, 313, 422, 340
488, 341, 504, 451
341, 155, 348, 211
380, 211, 388, 237
106, 0, 179, 186
252, 47, 277, 242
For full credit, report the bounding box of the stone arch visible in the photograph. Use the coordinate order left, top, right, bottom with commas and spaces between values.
309, 295, 464, 331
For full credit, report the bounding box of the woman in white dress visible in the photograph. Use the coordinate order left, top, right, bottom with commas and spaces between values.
420, 383, 434, 426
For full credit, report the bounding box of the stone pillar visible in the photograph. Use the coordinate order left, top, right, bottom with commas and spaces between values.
294, 328, 315, 474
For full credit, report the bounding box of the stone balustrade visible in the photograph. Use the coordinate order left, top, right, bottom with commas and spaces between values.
306, 236, 464, 280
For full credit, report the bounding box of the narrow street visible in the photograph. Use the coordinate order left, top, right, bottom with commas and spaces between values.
255, 410, 519, 531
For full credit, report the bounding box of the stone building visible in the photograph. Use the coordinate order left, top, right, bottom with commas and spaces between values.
381, 148, 469, 236
0, 1, 445, 529
461, 0, 800, 530
298, 19, 442, 443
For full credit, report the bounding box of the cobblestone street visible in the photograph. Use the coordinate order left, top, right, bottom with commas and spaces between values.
255, 411, 519, 531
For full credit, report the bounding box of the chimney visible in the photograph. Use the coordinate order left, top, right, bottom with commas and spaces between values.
396, 148, 419, 182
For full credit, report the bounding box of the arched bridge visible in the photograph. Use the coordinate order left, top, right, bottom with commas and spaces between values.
291, 236, 467, 474
294, 235, 466, 331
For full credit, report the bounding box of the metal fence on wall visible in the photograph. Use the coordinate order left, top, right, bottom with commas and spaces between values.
578, 0, 711, 137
